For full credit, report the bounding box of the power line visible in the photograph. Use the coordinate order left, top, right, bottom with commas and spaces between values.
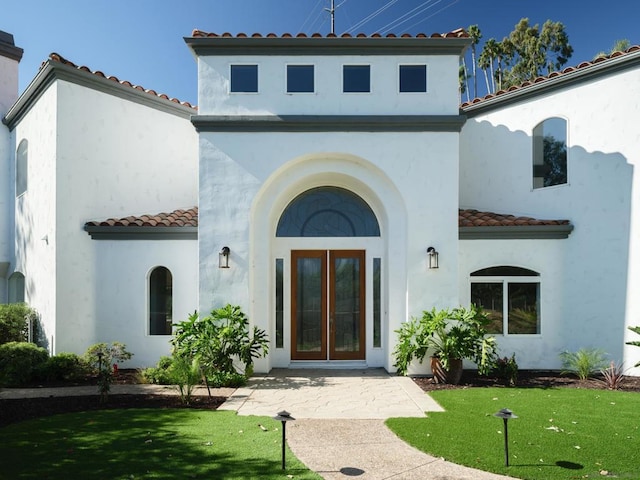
379, 0, 460, 34
299, 0, 326, 32
345, 0, 399, 34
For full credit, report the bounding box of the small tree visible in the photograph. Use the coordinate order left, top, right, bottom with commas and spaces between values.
83, 342, 133, 402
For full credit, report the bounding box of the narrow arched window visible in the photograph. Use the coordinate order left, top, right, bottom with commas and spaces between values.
276, 186, 380, 237
470, 266, 540, 335
149, 267, 172, 335
533, 117, 567, 188
8, 272, 25, 303
16, 139, 27, 196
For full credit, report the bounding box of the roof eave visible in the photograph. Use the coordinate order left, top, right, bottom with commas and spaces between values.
3, 60, 195, 130
462, 50, 640, 117
459, 224, 574, 240
84, 225, 198, 240
184, 36, 471, 57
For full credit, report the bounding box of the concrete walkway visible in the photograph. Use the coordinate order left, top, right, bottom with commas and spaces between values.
220, 369, 517, 480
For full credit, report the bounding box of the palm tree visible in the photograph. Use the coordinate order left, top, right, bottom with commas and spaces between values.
479, 38, 500, 93
467, 25, 482, 99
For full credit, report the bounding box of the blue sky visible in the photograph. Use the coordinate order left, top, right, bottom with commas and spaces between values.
2, 0, 639, 104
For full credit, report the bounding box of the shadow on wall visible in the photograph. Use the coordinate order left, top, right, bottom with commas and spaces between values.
460, 119, 632, 360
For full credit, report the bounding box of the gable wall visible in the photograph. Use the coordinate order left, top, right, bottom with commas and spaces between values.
50, 80, 198, 358
460, 67, 640, 371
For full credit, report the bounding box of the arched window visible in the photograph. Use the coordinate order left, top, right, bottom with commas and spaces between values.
8, 272, 25, 303
533, 117, 567, 189
16, 139, 27, 196
149, 267, 172, 335
276, 186, 380, 237
470, 266, 540, 335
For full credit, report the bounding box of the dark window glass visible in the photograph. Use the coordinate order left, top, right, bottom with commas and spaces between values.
150, 267, 172, 335
343, 65, 370, 93
276, 186, 380, 237
471, 282, 503, 334
399, 65, 427, 92
471, 266, 540, 277
508, 283, 539, 334
275, 258, 284, 349
230, 64, 258, 93
287, 65, 314, 93
373, 258, 381, 347
533, 117, 567, 188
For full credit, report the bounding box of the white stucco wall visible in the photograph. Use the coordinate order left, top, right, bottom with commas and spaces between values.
197, 54, 460, 115
91, 239, 198, 368
199, 130, 461, 371
460, 66, 640, 372
51, 80, 198, 357
11, 86, 58, 351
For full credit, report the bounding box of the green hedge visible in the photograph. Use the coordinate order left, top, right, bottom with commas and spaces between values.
0, 341, 49, 386
0, 304, 37, 345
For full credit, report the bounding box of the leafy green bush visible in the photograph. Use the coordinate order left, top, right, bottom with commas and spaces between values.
559, 347, 608, 380
172, 305, 269, 376
0, 341, 49, 386
207, 370, 247, 388
0, 303, 37, 344
38, 352, 89, 382
492, 353, 518, 386
142, 356, 175, 385
172, 356, 202, 404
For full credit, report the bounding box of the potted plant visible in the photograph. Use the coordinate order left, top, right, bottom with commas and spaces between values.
393, 305, 497, 384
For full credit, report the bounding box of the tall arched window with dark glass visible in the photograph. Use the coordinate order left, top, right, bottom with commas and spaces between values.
533, 117, 567, 188
149, 267, 172, 335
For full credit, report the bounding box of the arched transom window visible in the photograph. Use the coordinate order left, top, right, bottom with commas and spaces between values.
276, 186, 380, 237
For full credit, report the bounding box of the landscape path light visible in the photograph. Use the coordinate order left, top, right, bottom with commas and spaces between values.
273, 410, 295, 470
494, 408, 518, 467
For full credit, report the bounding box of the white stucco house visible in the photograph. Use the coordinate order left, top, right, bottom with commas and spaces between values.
1, 28, 639, 373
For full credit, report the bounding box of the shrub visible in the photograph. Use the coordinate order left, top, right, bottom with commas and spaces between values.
493, 353, 518, 386
38, 352, 89, 382
600, 361, 625, 390
172, 356, 202, 404
142, 356, 175, 385
0, 303, 37, 344
559, 347, 608, 380
172, 305, 269, 377
207, 370, 247, 388
83, 342, 133, 402
0, 341, 49, 386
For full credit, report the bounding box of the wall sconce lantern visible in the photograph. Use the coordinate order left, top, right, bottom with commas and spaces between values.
427, 247, 439, 269
219, 246, 230, 269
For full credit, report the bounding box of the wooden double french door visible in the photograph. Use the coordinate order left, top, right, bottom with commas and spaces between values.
291, 250, 365, 360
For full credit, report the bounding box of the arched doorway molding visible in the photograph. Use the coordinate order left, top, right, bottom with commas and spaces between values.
250, 152, 407, 370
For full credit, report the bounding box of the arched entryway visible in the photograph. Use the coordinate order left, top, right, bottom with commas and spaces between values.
276, 187, 380, 361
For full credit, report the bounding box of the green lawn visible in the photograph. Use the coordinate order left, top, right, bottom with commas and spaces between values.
0, 409, 321, 479
387, 388, 640, 480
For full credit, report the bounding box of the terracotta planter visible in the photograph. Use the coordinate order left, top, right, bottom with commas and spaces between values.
430, 356, 464, 384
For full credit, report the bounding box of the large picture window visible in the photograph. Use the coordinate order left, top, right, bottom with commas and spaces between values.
470, 266, 540, 335
533, 117, 567, 188
149, 267, 172, 335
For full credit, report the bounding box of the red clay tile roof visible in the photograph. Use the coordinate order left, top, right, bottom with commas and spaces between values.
86, 207, 566, 230
461, 45, 640, 108
85, 207, 198, 228
47, 53, 196, 109
459, 209, 570, 227
190, 29, 469, 39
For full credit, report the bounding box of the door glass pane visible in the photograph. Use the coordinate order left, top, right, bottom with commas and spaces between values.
275, 258, 284, 349
471, 282, 503, 334
296, 257, 322, 352
508, 283, 540, 334
373, 258, 381, 348
334, 257, 361, 352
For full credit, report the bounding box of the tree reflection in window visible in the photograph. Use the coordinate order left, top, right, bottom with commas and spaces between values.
470, 266, 540, 335
533, 117, 567, 188
277, 187, 380, 237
